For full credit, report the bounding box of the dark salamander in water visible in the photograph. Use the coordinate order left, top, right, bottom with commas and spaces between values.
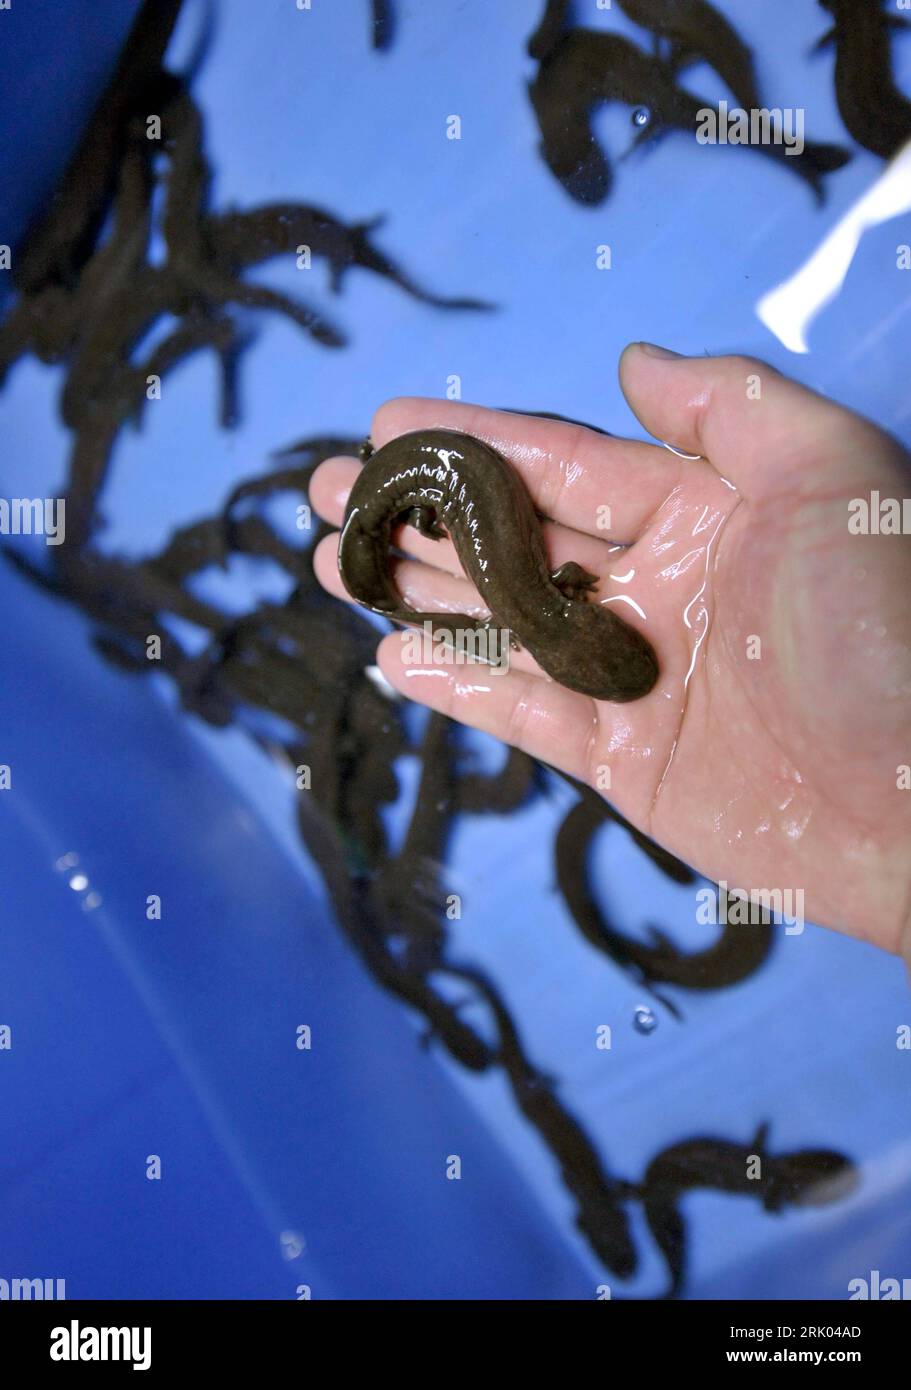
337, 429, 659, 702
529, 29, 850, 205
528, 0, 572, 61
816, 0, 911, 160
639, 1124, 858, 1298
618, 0, 761, 112
555, 792, 773, 1004
439, 961, 639, 1278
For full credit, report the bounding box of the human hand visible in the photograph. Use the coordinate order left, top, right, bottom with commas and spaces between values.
310, 346, 911, 955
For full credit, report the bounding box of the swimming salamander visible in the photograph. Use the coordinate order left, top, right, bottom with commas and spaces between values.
440, 960, 639, 1278
638, 1124, 857, 1297
528, 0, 572, 62
555, 792, 774, 999
618, 0, 760, 113
529, 28, 850, 205
337, 429, 659, 702
14, 0, 185, 295
816, 0, 911, 160
371, 0, 395, 51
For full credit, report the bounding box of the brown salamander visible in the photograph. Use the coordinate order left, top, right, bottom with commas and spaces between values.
337, 429, 659, 702
816, 0, 911, 160
618, 0, 761, 112
528, 0, 572, 62
529, 29, 850, 205
555, 794, 774, 999
440, 961, 639, 1278
638, 1124, 857, 1298
14, 0, 185, 294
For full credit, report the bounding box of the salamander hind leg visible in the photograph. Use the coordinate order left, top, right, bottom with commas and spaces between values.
474, 605, 521, 652
809, 26, 835, 53
551, 560, 599, 602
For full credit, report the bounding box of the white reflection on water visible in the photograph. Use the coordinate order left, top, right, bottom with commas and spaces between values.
757, 138, 911, 353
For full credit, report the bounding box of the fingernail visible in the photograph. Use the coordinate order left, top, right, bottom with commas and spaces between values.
638, 342, 682, 359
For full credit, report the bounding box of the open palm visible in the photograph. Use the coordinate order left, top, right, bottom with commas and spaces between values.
311, 346, 911, 955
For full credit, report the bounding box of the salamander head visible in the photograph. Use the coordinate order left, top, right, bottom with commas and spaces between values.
763, 1150, 858, 1212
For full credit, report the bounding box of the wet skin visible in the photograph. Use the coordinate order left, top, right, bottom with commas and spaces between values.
4, 0, 875, 1283
7, 418, 861, 1289
337, 428, 659, 702
555, 772, 695, 886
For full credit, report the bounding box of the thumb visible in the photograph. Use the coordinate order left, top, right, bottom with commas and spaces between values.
617, 343, 862, 492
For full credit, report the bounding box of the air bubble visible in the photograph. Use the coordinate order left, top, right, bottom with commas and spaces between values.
632, 107, 651, 129
633, 1005, 658, 1034
279, 1229, 306, 1260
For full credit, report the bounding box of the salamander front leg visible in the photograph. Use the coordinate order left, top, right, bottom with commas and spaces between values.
405, 506, 448, 540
